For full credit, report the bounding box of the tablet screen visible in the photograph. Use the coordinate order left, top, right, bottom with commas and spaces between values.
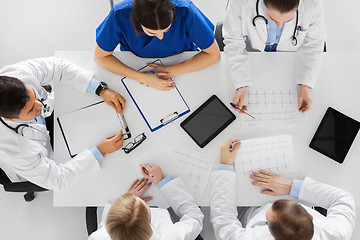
309, 107, 360, 163
181, 95, 236, 148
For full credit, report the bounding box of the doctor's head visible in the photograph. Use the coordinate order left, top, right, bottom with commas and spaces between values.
263, 0, 299, 29
0, 76, 43, 121
106, 193, 152, 240
266, 199, 314, 240
131, 0, 176, 40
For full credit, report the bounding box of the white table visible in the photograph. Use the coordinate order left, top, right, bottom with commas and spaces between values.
54, 51, 360, 207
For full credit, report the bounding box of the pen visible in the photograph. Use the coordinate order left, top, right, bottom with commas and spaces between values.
140, 164, 153, 178
230, 102, 255, 119
119, 114, 131, 137
121, 132, 130, 137
230, 140, 241, 151
151, 71, 175, 87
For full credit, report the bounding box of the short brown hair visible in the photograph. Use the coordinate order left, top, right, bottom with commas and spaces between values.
131, 0, 176, 34
0, 76, 30, 118
106, 193, 152, 240
268, 200, 314, 240
263, 0, 300, 13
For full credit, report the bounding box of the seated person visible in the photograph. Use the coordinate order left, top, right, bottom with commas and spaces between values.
89, 164, 204, 240
0, 57, 126, 190
210, 140, 355, 239
224, 0, 326, 113
95, 0, 220, 91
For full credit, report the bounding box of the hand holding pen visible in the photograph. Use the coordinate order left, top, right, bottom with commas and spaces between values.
140, 164, 165, 184
141, 71, 175, 91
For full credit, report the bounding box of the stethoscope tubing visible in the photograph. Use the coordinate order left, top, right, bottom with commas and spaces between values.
253, 0, 299, 46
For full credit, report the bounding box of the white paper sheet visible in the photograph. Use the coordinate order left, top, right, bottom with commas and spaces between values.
57, 102, 123, 156
170, 144, 215, 196
235, 135, 296, 176
122, 60, 189, 131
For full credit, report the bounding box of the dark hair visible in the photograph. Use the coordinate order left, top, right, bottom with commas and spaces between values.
263, 0, 300, 13
0, 76, 30, 118
268, 200, 314, 240
131, 0, 176, 34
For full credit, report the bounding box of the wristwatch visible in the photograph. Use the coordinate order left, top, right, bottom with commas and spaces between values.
95, 81, 108, 96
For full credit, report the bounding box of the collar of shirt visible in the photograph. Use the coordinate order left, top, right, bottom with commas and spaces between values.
261, 0, 284, 45
15, 115, 46, 126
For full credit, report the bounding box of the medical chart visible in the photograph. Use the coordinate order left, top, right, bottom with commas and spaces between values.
170, 144, 215, 196
241, 87, 300, 127
235, 135, 296, 176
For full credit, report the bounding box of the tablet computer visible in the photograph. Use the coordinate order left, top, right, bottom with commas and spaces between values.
309, 107, 360, 164
180, 95, 236, 148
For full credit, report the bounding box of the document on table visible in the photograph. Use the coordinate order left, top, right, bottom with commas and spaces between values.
242, 66, 301, 127
170, 144, 215, 196
131, 142, 193, 208
235, 135, 296, 176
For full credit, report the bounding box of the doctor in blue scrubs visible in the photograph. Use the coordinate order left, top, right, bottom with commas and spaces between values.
95, 0, 220, 91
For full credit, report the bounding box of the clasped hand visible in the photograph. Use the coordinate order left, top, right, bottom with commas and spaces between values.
100, 88, 126, 114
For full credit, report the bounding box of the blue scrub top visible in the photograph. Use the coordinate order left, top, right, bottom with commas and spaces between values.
96, 0, 215, 58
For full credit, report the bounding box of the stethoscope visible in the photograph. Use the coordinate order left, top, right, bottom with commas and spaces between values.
252, 0, 299, 46
0, 98, 51, 141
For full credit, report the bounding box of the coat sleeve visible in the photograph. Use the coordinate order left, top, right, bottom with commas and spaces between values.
223, 0, 251, 89
10, 144, 101, 191
296, 0, 326, 88
299, 177, 356, 240
160, 177, 204, 240
13, 57, 94, 93
210, 170, 246, 239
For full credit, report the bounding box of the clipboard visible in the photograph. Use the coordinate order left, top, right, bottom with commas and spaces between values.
57, 101, 130, 158
121, 59, 190, 132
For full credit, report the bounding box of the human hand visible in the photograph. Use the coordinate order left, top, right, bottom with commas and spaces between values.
142, 72, 175, 91
232, 87, 248, 113
220, 139, 241, 165
298, 85, 312, 113
250, 170, 293, 196
97, 130, 124, 156
127, 177, 153, 202
147, 63, 173, 80
100, 88, 126, 114
140, 164, 164, 184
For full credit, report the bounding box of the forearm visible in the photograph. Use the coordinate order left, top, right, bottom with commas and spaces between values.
160, 178, 204, 238
210, 170, 244, 239
168, 48, 220, 77
95, 53, 145, 82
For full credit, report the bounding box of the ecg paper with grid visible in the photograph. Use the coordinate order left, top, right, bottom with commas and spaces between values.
235, 135, 296, 176
171, 144, 215, 196
241, 87, 300, 127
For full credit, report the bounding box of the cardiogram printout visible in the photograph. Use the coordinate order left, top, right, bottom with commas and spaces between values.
170, 144, 215, 196
241, 66, 301, 127
235, 135, 296, 176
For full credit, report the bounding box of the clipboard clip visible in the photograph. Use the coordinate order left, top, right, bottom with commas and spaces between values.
160, 112, 179, 125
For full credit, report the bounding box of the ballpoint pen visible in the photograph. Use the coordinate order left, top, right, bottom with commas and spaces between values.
230, 102, 255, 119
151, 70, 175, 87
230, 140, 241, 151
140, 164, 154, 178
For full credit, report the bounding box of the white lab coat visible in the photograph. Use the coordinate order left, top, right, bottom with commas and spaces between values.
210, 170, 356, 240
224, 0, 326, 89
0, 57, 101, 190
89, 177, 204, 240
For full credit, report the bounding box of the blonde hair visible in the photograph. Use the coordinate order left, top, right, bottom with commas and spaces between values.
106, 193, 152, 240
